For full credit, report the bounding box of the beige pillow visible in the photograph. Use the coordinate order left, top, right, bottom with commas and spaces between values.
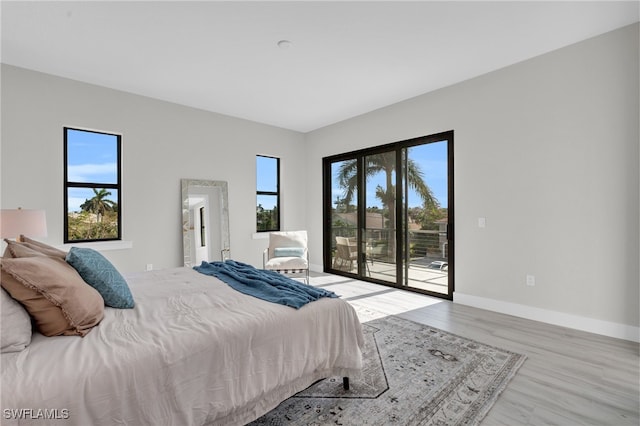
0, 256, 104, 337
19, 235, 67, 259
3, 239, 46, 258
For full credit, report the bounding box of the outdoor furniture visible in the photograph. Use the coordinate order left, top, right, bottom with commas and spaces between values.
263, 230, 310, 283
334, 236, 357, 271
366, 240, 388, 261
335, 236, 370, 275
428, 260, 448, 270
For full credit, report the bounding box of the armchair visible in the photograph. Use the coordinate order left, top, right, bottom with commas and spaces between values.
334, 236, 357, 271
263, 230, 309, 284
334, 236, 370, 276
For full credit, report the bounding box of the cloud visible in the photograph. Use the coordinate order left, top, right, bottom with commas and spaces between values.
67, 163, 116, 182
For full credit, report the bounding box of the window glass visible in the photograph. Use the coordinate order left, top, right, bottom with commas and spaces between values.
64, 128, 121, 242
66, 128, 118, 184
256, 155, 280, 232
256, 155, 278, 192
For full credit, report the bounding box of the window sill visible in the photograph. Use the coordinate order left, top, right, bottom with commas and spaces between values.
61, 240, 133, 251
252, 233, 270, 240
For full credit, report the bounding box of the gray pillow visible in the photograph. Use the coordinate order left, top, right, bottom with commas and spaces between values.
1, 288, 32, 353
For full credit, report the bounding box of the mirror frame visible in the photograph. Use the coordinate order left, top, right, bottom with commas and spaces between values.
181, 179, 230, 267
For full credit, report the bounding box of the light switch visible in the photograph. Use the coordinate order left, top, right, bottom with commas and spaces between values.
478, 217, 486, 228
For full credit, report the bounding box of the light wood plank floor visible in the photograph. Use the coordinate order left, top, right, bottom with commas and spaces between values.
309, 273, 640, 426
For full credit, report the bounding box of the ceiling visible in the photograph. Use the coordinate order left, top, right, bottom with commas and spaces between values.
2, 1, 638, 133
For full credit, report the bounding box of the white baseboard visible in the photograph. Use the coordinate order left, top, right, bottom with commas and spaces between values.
454, 292, 640, 343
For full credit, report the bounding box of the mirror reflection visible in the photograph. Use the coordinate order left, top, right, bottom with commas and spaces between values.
181, 179, 230, 267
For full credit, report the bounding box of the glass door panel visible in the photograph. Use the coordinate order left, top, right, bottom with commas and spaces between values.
403, 141, 449, 295
329, 159, 359, 274
364, 151, 397, 284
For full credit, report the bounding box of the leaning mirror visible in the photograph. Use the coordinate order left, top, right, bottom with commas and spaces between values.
181, 179, 230, 267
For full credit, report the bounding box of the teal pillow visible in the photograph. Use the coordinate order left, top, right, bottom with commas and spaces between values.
66, 247, 134, 309
274, 247, 305, 258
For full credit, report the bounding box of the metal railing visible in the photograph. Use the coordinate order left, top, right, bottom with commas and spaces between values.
331, 227, 447, 262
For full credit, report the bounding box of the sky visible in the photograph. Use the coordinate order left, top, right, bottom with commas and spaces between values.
66, 128, 119, 212
256, 155, 279, 210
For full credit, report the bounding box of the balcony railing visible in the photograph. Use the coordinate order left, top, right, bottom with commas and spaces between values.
331, 227, 448, 262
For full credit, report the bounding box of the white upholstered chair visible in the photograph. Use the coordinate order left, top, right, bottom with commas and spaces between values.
263, 230, 309, 284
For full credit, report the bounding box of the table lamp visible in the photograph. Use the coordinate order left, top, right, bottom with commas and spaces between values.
0, 208, 48, 242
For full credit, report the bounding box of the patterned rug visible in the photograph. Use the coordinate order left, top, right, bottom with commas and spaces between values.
250, 312, 526, 426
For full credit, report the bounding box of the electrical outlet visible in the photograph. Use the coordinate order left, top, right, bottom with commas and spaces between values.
145, 264, 153, 271
526, 275, 535, 286
478, 217, 486, 228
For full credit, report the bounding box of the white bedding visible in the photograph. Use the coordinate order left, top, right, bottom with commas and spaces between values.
1, 267, 364, 425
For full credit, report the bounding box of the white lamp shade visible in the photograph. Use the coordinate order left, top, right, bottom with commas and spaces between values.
0, 209, 48, 240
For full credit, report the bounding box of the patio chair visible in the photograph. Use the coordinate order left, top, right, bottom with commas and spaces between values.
334, 236, 370, 275
263, 230, 309, 284
334, 236, 357, 271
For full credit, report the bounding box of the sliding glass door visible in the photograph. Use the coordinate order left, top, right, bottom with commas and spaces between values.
323, 131, 454, 299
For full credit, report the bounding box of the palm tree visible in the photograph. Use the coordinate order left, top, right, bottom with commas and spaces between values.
80, 188, 117, 223
336, 152, 436, 258
337, 152, 436, 219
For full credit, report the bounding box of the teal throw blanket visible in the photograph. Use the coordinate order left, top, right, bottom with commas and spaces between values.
194, 260, 337, 309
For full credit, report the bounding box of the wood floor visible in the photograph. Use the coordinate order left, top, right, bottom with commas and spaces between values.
309, 273, 640, 426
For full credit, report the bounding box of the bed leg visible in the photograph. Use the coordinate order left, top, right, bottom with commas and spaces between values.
343, 377, 350, 390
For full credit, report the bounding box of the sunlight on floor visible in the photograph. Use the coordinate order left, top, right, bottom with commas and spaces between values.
310, 272, 444, 319
330, 260, 449, 295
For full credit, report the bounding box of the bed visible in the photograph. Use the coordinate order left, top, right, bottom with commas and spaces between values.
1, 244, 364, 425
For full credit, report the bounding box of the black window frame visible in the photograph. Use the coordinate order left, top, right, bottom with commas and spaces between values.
256, 155, 280, 232
63, 127, 122, 243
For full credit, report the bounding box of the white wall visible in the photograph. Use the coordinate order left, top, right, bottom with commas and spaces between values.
1, 65, 307, 272
305, 24, 639, 337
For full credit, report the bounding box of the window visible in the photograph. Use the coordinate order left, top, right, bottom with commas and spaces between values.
199, 206, 206, 247
64, 127, 121, 243
256, 155, 280, 232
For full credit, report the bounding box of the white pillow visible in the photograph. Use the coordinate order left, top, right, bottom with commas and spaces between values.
1, 287, 32, 353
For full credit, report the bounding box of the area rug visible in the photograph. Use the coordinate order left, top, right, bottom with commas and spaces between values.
250, 313, 526, 426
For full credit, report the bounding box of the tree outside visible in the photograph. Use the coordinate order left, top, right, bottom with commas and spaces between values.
334, 152, 439, 259
257, 204, 279, 232
68, 188, 118, 241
